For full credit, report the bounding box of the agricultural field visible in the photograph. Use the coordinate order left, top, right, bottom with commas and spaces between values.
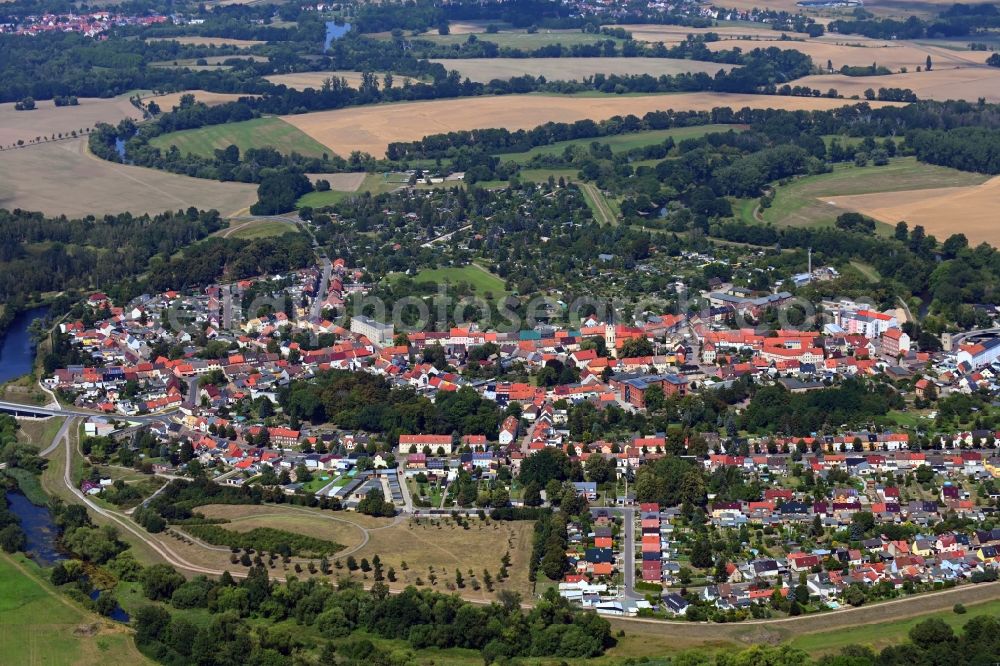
498, 123, 743, 163
387, 265, 509, 297
380, 27, 617, 49
146, 36, 264, 48
827, 174, 1000, 246
149, 54, 268, 70
0, 138, 257, 217
618, 22, 785, 44
0, 553, 150, 665
266, 71, 414, 90
142, 90, 255, 111
0, 95, 142, 150
280, 93, 902, 158
706, 36, 982, 70
149, 116, 330, 158
429, 57, 732, 82
753, 156, 989, 231
793, 66, 1000, 102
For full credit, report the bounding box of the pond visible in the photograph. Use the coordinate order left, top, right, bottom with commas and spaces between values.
5, 491, 65, 567
324, 21, 351, 51
89, 590, 131, 623
0, 305, 49, 385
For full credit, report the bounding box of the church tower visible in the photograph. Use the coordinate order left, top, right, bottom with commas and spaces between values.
605, 321, 617, 358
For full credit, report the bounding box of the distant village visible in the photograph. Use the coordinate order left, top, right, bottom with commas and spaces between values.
0, 11, 168, 37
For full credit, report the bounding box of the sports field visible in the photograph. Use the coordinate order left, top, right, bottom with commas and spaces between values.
0, 553, 150, 665
0, 138, 257, 217
281, 93, 902, 158
757, 157, 989, 230
429, 57, 731, 82
150, 116, 331, 158
498, 124, 743, 163
827, 174, 1000, 246
0, 95, 141, 150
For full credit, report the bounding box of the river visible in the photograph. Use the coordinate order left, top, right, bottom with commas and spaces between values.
5, 491, 65, 567
0, 305, 49, 385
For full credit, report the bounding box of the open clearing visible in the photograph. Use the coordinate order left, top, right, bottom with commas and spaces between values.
0, 138, 257, 217
794, 66, 1000, 102
499, 123, 743, 163
150, 116, 330, 158
306, 171, 367, 191
0, 553, 150, 665
429, 57, 730, 82
826, 174, 1000, 246
194, 504, 369, 551
345, 517, 536, 602
221, 218, 299, 239
758, 156, 989, 231
0, 95, 141, 149
282, 93, 901, 157
388, 265, 509, 296
147, 36, 264, 47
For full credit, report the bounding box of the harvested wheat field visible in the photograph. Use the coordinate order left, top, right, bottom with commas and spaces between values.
429, 57, 731, 82
147, 36, 264, 47
794, 66, 1000, 101
706, 38, 983, 71
282, 93, 902, 157
827, 176, 1000, 247
144, 90, 257, 111
0, 96, 141, 149
619, 23, 783, 44
0, 138, 257, 217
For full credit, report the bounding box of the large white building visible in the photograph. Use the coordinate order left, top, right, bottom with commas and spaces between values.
350, 315, 394, 346
836, 308, 899, 339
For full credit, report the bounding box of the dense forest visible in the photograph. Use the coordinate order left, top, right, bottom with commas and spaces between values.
0, 208, 225, 305
908, 127, 1000, 174
131, 568, 613, 665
